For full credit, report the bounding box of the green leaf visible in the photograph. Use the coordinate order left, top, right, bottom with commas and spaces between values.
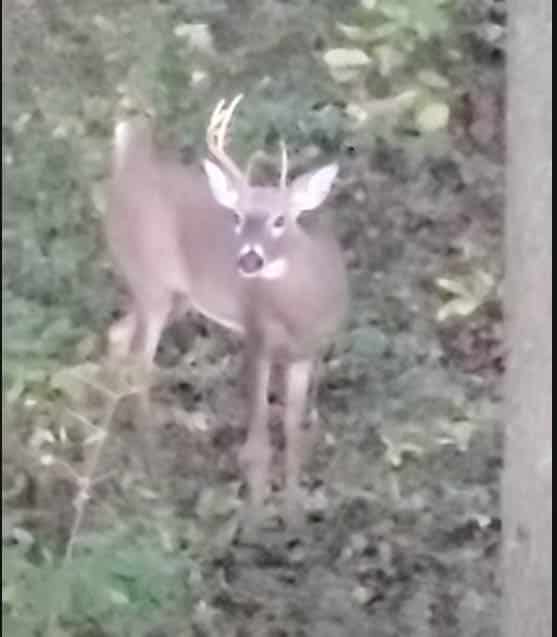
374, 43, 405, 76
417, 69, 450, 90
323, 48, 372, 69
416, 101, 450, 132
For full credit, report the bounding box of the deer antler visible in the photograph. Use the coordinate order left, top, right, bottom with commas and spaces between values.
206, 94, 245, 182
207, 95, 289, 189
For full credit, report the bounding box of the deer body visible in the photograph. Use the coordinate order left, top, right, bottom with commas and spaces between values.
105, 97, 348, 522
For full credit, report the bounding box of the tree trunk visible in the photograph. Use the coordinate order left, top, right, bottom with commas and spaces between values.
503, 2, 552, 637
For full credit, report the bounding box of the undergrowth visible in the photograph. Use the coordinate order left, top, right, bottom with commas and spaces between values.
1, 0, 495, 635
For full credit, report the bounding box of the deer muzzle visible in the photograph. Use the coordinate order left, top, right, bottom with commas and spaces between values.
238, 245, 265, 276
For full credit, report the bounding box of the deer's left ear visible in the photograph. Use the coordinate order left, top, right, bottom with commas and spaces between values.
203, 159, 240, 209
289, 163, 338, 215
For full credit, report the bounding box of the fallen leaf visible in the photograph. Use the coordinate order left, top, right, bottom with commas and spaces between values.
13, 112, 32, 134
417, 69, 450, 89
374, 44, 405, 77
381, 434, 425, 468
107, 589, 130, 605
416, 101, 450, 132
336, 23, 370, 42
437, 297, 479, 322
323, 47, 371, 69
436, 419, 478, 453
435, 271, 494, 322
174, 23, 214, 54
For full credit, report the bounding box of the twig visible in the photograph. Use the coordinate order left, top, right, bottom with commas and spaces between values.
45, 390, 122, 635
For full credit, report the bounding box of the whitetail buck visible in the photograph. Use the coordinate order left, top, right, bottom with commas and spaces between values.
105, 95, 349, 523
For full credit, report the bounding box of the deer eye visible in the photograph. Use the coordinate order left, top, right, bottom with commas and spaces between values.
232, 211, 243, 229
272, 215, 285, 229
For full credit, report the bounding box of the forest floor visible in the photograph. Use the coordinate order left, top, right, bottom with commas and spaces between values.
3, 1, 505, 635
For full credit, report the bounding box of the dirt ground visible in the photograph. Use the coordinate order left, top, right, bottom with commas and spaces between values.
3, 1, 506, 635
129, 54, 504, 637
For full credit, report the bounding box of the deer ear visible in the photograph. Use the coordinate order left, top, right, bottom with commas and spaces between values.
203, 159, 239, 209
289, 163, 338, 214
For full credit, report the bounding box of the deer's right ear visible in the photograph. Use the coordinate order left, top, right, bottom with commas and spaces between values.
203, 160, 240, 209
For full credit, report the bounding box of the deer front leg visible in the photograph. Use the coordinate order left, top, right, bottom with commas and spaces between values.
238, 354, 272, 519
283, 359, 313, 526
306, 356, 322, 442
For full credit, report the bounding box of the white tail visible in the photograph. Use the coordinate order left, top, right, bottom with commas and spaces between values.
105, 95, 349, 523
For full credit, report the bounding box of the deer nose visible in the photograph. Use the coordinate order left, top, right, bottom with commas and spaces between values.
238, 247, 264, 275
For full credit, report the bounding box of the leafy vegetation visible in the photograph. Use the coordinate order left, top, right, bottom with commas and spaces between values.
3, 0, 504, 635
325, 0, 457, 132
3, 530, 192, 637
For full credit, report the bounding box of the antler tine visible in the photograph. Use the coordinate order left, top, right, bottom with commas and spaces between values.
217, 93, 244, 149
206, 98, 228, 157
207, 98, 226, 134
206, 94, 245, 182
279, 138, 288, 189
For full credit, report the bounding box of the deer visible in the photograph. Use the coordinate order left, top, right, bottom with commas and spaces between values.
104, 94, 349, 525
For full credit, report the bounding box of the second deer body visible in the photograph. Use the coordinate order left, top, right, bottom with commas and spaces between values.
105, 96, 349, 521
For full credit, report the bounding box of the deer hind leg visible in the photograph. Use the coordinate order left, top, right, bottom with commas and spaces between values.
238, 353, 272, 522
113, 292, 174, 481
283, 359, 313, 526
107, 285, 175, 367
